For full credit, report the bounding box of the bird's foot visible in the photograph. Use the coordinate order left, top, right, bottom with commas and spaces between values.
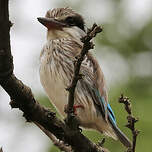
73, 104, 84, 115
64, 104, 84, 115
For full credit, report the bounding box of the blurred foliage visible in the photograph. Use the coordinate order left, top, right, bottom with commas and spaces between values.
108, 77, 152, 152
99, 20, 152, 57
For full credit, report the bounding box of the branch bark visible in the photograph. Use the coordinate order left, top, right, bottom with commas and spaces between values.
0, 147, 3, 152
35, 122, 72, 152
0, 1, 107, 152
66, 24, 102, 126
119, 94, 139, 152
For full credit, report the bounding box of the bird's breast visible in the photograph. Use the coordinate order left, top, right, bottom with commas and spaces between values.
39, 43, 73, 116
39, 39, 99, 127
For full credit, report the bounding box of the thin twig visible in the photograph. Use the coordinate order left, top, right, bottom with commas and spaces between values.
35, 122, 72, 152
66, 24, 102, 125
119, 94, 140, 152
98, 138, 106, 147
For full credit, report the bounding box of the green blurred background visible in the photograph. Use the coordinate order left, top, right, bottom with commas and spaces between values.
0, 0, 152, 152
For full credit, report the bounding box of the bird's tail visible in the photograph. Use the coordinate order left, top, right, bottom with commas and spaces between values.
107, 103, 132, 148
96, 117, 131, 148
111, 123, 132, 148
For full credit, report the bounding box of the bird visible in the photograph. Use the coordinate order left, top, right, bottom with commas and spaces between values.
38, 7, 131, 148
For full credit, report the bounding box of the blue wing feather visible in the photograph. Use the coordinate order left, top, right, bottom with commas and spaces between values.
93, 88, 106, 114
85, 84, 116, 125
107, 103, 116, 124
92, 88, 116, 124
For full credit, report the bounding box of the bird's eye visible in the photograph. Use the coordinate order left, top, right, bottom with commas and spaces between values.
65, 16, 75, 25
65, 16, 85, 31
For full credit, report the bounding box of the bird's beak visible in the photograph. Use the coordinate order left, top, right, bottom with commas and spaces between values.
37, 17, 66, 30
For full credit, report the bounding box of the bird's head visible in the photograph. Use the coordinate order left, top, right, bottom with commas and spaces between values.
38, 7, 86, 41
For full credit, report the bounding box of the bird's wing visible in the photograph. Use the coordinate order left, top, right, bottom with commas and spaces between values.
79, 53, 131, 148
57, 39, 116, 123
80, 53, 116, 123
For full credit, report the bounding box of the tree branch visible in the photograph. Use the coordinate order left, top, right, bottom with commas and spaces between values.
119, 94, 140, 152
65, 24, 102, 128
0, 1, 107, 152
66, 24, 102, 114
0, 147, 3, 152
35, 122, 72, 152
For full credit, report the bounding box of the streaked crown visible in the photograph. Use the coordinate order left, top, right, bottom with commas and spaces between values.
45, 7, 85, 31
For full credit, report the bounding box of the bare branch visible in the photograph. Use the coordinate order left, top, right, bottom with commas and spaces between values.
98, 138, 106, 147
0, 147, 3, 152
118, 94, 140, 152
66, 24, 102, 125
35, 122, 72, 152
